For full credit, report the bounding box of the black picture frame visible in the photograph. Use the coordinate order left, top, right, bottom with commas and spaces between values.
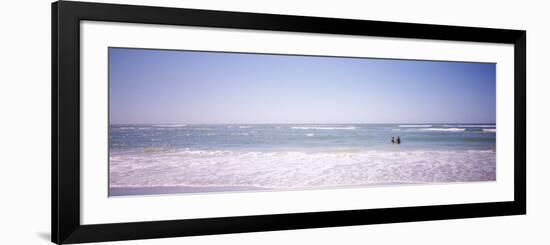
52, 1, 526, 244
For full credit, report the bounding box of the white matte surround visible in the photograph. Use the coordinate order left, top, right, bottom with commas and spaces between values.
80, 21, 515, 225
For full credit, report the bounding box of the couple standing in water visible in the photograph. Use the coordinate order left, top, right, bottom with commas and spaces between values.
391, 136, 401, 144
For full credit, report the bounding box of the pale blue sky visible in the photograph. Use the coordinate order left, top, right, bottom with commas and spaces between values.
109, 47, 496, 124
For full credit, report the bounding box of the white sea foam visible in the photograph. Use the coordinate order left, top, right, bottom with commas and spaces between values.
306, 133, 315, 137
398, 125, 432, 128
483, 129, 497, 133
110, 149, 496, 189
231, 133, 249, 136
444, 125, 495, 128
420, 128, 466, 132
291, 126, 356, 130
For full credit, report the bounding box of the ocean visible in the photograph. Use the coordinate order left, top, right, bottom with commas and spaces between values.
109, 124, 496, 195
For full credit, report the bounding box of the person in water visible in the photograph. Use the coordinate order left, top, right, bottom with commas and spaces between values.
391, 137, 395, 144
396, 136, 401, 144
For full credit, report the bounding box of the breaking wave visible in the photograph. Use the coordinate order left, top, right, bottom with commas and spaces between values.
291, 126, 356, 130
399, 125, 432, 128
419, 128, 466, 132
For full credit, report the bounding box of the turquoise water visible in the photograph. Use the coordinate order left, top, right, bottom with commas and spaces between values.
109, 124, 495, 153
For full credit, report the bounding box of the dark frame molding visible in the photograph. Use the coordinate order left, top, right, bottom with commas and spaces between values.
52, 1, 526, 244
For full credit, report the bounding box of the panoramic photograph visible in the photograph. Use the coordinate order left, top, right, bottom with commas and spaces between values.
108, 47, 496, 196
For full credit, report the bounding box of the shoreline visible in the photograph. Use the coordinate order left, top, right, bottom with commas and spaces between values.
109, 185, 269, 196
108, 179, 496, 197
